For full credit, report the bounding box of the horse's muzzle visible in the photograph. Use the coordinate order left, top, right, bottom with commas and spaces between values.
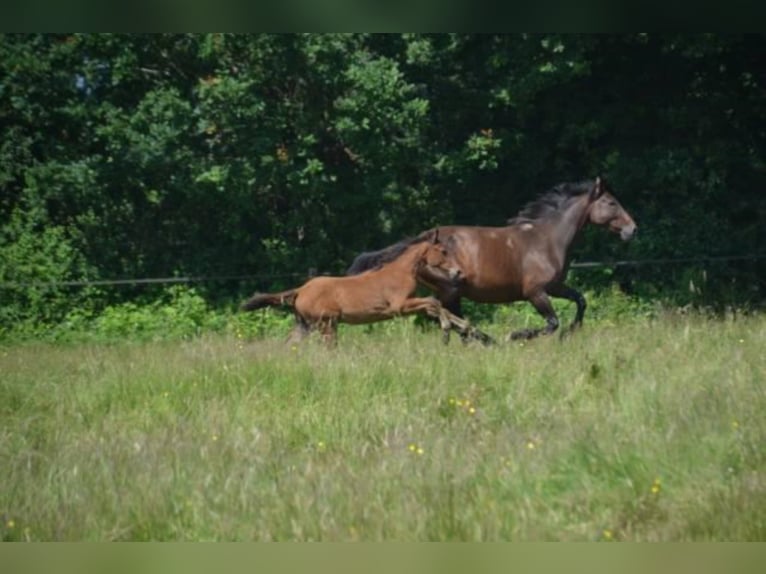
620, 224, 637, 241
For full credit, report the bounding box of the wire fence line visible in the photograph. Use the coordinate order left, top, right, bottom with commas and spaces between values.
1, 254, 764, 289
569, 253, 766, 269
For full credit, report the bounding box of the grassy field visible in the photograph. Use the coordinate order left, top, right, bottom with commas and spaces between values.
1, 311, 764, 541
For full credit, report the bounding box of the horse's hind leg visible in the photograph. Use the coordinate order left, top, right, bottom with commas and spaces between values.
509, 292, 559, 341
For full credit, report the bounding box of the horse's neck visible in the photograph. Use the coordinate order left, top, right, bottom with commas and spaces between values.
545, 196, 592, 254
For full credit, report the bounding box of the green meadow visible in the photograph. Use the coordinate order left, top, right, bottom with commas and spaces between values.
1, 312, 764, 541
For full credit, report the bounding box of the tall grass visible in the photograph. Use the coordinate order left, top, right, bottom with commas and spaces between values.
1, 312, 764, 541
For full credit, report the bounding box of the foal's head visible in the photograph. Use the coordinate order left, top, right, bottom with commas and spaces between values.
587, 177, 638, 241
417, 230, 463, 281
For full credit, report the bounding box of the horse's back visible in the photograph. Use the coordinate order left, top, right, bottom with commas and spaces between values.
435, 225, 522, 263
434, 225, 530, 302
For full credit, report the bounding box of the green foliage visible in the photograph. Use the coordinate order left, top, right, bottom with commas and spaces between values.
0, 285, 298, 344
1, 33, 765, 332
90, 286, 214, 341
0, 208, 93, 329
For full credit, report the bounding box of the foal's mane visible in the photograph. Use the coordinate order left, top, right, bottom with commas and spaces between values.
507, 180, 596, 225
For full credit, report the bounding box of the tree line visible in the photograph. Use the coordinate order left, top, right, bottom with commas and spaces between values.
1, 34, 764, 325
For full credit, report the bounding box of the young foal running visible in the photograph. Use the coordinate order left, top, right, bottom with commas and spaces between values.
240, 230, 479, 345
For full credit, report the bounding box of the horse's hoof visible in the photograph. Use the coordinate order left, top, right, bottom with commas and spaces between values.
482, 335, 496, 347
462, 329, 495, 346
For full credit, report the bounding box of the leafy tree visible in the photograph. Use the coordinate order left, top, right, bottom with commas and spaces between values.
1, 34, 764, 328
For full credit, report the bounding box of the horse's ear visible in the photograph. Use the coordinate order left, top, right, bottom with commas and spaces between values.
430, 228, 440, 243
592, 176, 604, 199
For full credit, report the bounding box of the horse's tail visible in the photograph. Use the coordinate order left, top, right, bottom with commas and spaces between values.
346, 229, 436, 275
240, 288, 299, 312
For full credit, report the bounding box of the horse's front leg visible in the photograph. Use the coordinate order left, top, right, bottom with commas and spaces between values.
546, 283, 586, 337
509, 292, 559, 341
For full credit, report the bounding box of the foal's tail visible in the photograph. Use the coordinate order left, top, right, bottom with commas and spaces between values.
240, 288, 299, 311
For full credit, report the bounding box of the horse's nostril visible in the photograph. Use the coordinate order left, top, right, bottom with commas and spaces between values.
621, 225, 638, 241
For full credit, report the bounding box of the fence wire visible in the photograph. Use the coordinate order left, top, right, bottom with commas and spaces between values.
1, 254, 764, 289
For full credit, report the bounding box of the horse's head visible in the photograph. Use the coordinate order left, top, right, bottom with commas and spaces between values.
420, 230, 463, 281
587, 177, 637, 241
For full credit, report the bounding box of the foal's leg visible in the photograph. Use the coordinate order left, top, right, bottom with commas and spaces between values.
436, 290, 495, 345
509, 292, 560, 341
416, 265, 467, 338
399, 297, 459, 344
286, 315, 311, 345
437, 307, 494, 346
400, 297, 491, 345
318, 318, 338, 347
429, 282, 494, 344
410, 286, 495, 346
547, 283, 587, 337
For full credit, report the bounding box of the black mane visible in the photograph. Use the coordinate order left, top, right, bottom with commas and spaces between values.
345, 231, 432, 275
507, 180, 597, 225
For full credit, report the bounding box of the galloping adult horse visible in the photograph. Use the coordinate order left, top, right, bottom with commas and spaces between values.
241, 229, 484, 345
347, 177, 637, 340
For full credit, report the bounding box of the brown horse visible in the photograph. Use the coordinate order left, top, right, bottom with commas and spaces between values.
347, 177, 637, 341
241, 230, 484, 345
